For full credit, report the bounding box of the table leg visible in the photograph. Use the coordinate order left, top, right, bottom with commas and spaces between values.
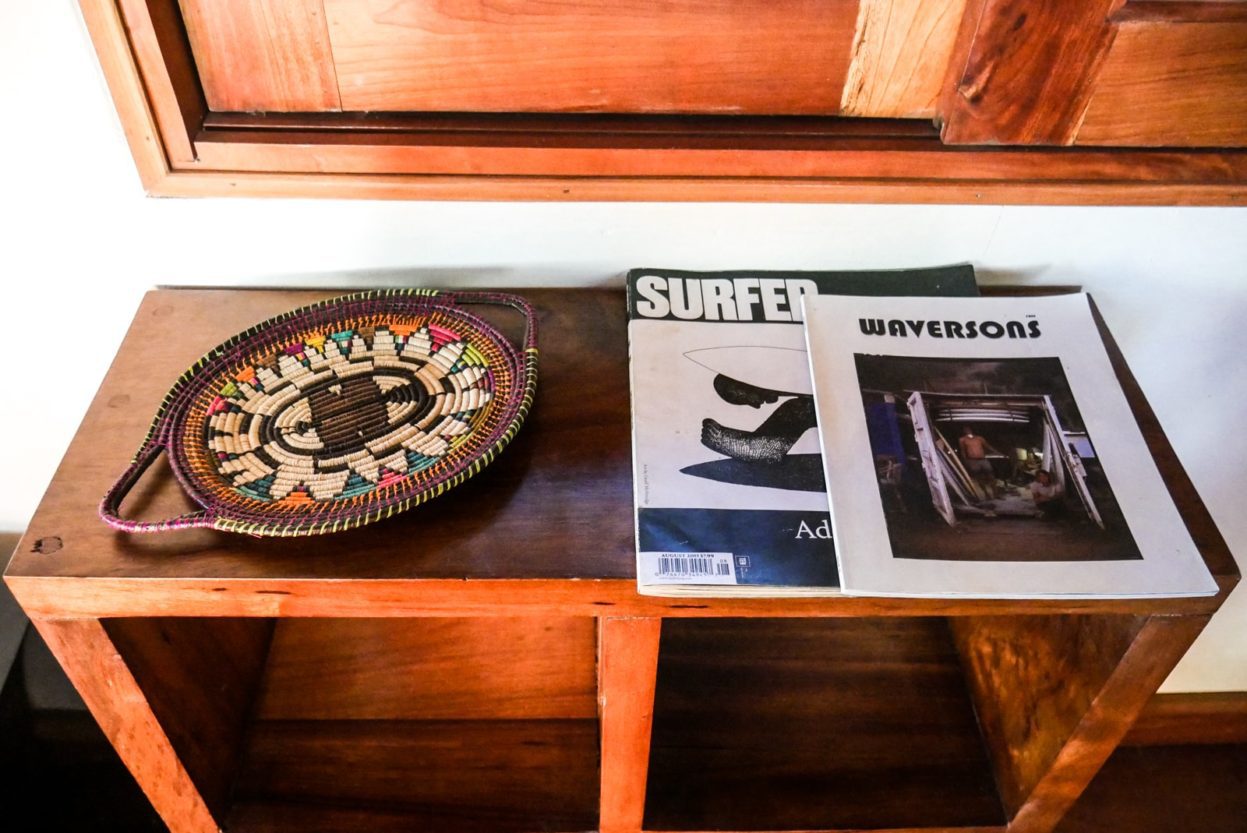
599, 616, 662, 833
31, 616, 220, 833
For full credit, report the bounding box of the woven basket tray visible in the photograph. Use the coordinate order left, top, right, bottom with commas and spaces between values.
100, 289, 538, 536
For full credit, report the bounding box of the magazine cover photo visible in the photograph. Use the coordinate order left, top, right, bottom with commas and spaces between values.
631, 320, 837, 588
853, 355, 1141, 563
803, 291, 1215, 599
633, 323, 830, 509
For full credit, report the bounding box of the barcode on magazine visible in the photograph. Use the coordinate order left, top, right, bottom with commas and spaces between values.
638, 552, 737, 586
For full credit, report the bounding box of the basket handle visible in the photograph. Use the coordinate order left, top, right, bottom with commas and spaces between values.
437, 290, 539, 353
99, 443, 215, 533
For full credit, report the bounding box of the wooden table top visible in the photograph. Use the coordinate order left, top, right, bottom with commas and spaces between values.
5, 287, 1236, 619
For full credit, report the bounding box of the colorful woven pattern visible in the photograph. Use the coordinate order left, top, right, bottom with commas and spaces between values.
100, 290, 538, 536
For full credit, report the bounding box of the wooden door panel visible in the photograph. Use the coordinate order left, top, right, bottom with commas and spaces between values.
322, 0, 860, 115
179, 0, 342, 111
841, 0, 971, 118
940, 0, 1123, 145
1077, 20, 1247, 146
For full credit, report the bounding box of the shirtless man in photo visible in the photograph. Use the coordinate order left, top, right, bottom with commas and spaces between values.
958, 425, 1000, 501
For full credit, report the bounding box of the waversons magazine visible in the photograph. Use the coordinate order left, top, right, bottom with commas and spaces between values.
627, 266, 978, 596
802, 292, 1216, 599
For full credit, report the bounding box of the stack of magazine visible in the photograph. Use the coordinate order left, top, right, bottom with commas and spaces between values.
627, 267, 1216, 599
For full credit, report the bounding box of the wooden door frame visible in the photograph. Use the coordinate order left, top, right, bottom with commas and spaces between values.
86, 0, 1247, 203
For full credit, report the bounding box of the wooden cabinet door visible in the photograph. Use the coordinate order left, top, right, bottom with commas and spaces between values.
82, 0, 1247, 200
182, 0, 864, 115
323, 0, 860, 115
177, 0, 989, 118
179, 0, 341, 112
1076, 7, 1247, 147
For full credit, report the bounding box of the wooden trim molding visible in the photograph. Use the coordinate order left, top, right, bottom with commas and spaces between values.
80, 0, 174, 191
79, 0, 1247, 203
115, 0, 204, 165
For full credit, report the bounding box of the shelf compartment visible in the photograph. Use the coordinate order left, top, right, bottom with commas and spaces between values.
645, 618, 1005, 832
103, 615, 600, 833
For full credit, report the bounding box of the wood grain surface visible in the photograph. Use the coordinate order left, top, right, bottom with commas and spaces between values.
1053, 743, 1247, 833
1113, 0, 1247, 24
599, 617, 661, 833
1076, 20, 1247, 146
103, 617, 273, 818
122, 167, 1247, 204
1123, 691, 1247, 746
4, 287, 1236, 620
117, 0, 203, 164
938, 0, 989, 125
954, 614, 1211, 832
323, 0, 856, 115
188, 125, 1247, 182
254, 617, 596, 719
7, 288, 633, 584
227, 801, 591, 833
950, 615, 1144, 818
233, 718, 599, 831
11, 575, 1235, 619
842, 0, 971, 118
178, 0, 341, 112
30, 618, 222, 833
645, 618, 1005, 831
942, 0, 1124, 145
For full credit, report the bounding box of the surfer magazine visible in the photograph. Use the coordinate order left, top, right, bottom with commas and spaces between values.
627, 266, 978, 597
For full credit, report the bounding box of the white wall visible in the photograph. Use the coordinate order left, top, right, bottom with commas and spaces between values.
2, 0, 1244, 691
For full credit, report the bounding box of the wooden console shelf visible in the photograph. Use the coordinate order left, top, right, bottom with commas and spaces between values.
4, 288, 1237, 833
